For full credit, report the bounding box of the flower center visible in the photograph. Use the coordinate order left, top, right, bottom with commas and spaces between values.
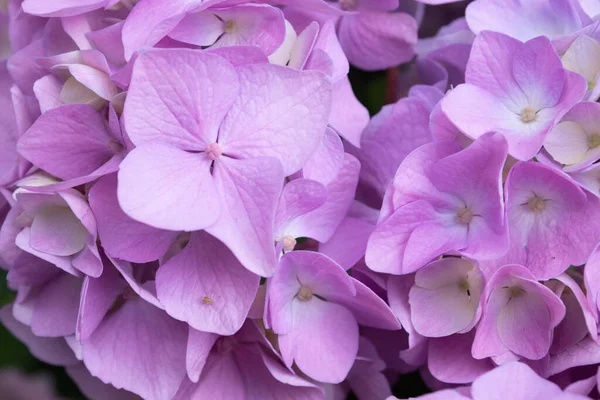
339, 0, 358, 10
527, 196, 546, 212
205, 142, 223, 160
282, 235, 296, 253
297, 285, 313, 302
456, 207, 474, 225
508, 286, 524, 298
589, 134, 600, 149
224, 20, 236, 33
520, 107, 537, 123
458, 277, 470, 293
589, 80, 596, 91
202, 296, 213, 305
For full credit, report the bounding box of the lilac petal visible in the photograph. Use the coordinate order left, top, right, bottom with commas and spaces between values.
22, 0, 107, 17
483, 161, 600, 280
117, 143, 219, 231
15, 228, 80, 277
124, 49, 239, 149
320, 215, 376, 270
283, 154, 360, 243
176, 352, 244, 399
156, 231, 259, 335
33, 75, 63, 112
29, 205, 87, 257
496, 291, 553, 360
548, 337, 600, 376
278, 298, 358, 384
0, 305, 78, 366
18, 104, 114, 180
205, 45, 269, 66
218, 64, 331, 175
366, 200, 438, 275
337, 11, 417, 71
268, 250, 356, 335
471, 361, 564, 400
7, 251, 60, 287
274, 179, 328, 240
466, 0, 585, 41
77, 265, 127, 341
31, 274, 82, 337
331, 277, 401, 330
67, 363, 140, 400
121, 0, 209, 60
428, 331, 494, 384
186, 328, 218, 383
211, 5, 286, 55
329, 77, 369, 148
168, 12, 224, 47
207, 156, 283, 277
89, 174, 178, 263
302, 126, 344, 186
82, 298, 187, 400
108, 256, 163, 309
358, 95, 433, 198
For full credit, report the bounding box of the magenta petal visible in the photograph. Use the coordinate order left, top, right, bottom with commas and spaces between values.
18, 104, 113, 180
117, 143, 220, 231
156, 231, 259, 335
206, 156, 283, 277
82, 298, 187, 400
89, 174, 178, 263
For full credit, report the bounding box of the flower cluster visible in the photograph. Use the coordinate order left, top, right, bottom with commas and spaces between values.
2, 0, 600, 399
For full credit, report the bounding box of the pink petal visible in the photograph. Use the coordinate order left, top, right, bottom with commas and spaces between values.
117, 143, 219, 231
156, 231, 260, 335
29, 205, 88, 257
218, 64, 331, 175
